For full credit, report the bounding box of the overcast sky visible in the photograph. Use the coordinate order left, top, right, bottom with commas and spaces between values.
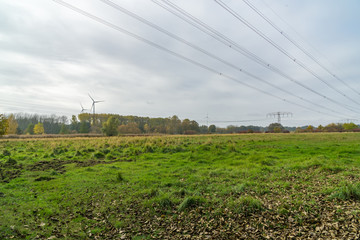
1, 0, 360, 127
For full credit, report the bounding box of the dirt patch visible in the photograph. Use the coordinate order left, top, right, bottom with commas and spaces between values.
0, 158, 131, 183
27, 158, 131, 172
27, 160, 68, 174
34, 176, 55, 181
0, 159, 23, 183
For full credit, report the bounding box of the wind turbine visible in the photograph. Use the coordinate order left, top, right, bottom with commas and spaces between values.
88, 93, 104, 124
80, 102, 89, 113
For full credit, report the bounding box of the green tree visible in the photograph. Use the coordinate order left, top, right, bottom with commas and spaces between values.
102, 116, 120, 136
79, 121, 90, 133
25, 123, 35, 135
343, 122, 358, 132
33, 123, 45, 135
209, 124, 216, 133
59, 124, 69, 134
0, 114, 8, 136
70, 115, 79, 133
199, 125, 208, 134
167, 115, 182, 134
267, 123, 284, 133
16, 126, 22, 135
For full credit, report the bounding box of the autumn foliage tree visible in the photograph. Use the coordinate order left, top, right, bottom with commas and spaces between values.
33, 123, 45, 135
343, 122, 358, 132
0, 114, 8, 136
6, 114, 18, 134
118, 123, 141, 134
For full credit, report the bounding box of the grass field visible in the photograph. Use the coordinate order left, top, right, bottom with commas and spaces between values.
1, 133, 360, 239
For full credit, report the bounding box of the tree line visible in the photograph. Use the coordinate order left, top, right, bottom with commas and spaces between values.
0, 113, 359, 136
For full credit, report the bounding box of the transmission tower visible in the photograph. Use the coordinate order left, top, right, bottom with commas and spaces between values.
267, 112, 292, 124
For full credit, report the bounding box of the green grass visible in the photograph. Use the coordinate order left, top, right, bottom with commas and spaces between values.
1, 133, 360, 239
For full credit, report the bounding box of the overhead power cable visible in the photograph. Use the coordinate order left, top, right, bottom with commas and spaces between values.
214, 0, 360, 107
153, 0, 360, 114
98, 0, 348, 118
52, 0, 345, 118
210, 118, 268, 123
242, 0, 360, 97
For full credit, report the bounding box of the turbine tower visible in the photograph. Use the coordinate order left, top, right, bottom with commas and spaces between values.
88, 94, 104, 124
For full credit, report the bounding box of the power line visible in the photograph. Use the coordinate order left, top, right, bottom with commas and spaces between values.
210, 118, 268, 123
214, 0, 360, 107
242, 0, 360, 97
153, 0, 360, 114
52, 0, 347, 119
98, 0, 349, 118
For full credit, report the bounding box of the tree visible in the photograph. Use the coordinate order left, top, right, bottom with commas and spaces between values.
70, 115, 79, 133
267, 123, 284, 133
181, 119, 200, 134
209, 124, 216, 133
167, 115, 182, 134
144, 123, 151, 133
6, 114, 18, 134
118, 123, 141, 134
25, 123, 35, 135
199, 125, 208, 134
317, 125, 324, 132
59, 124, 69, 134
102, 116, 120, 136
16, 127, 22, 135
306, 125, 314, 132
324, 123, 343, 132
0, 114, 8, 136
33, 123, 45, 135
343, 122, 358, 132
79, 121, 90, 133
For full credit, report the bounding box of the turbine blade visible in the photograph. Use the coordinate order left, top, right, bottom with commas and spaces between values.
88, 93, 95, 102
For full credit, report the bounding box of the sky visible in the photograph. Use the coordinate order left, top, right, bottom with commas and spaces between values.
1, 0, 360, 127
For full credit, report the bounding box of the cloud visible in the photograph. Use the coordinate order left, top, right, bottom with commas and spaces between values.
0, 0, 359, 126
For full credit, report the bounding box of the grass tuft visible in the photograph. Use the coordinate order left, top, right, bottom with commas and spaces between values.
116, 172, 124, 182
330, 182, 360, 201
178, 196, 205, 211
229, 196, 263, 216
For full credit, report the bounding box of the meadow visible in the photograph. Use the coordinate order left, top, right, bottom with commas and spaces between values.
1, 133, 360, 239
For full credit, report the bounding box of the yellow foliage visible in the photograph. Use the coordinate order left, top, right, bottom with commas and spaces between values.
6, 114, 18, 134
34, 123, 45, 135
